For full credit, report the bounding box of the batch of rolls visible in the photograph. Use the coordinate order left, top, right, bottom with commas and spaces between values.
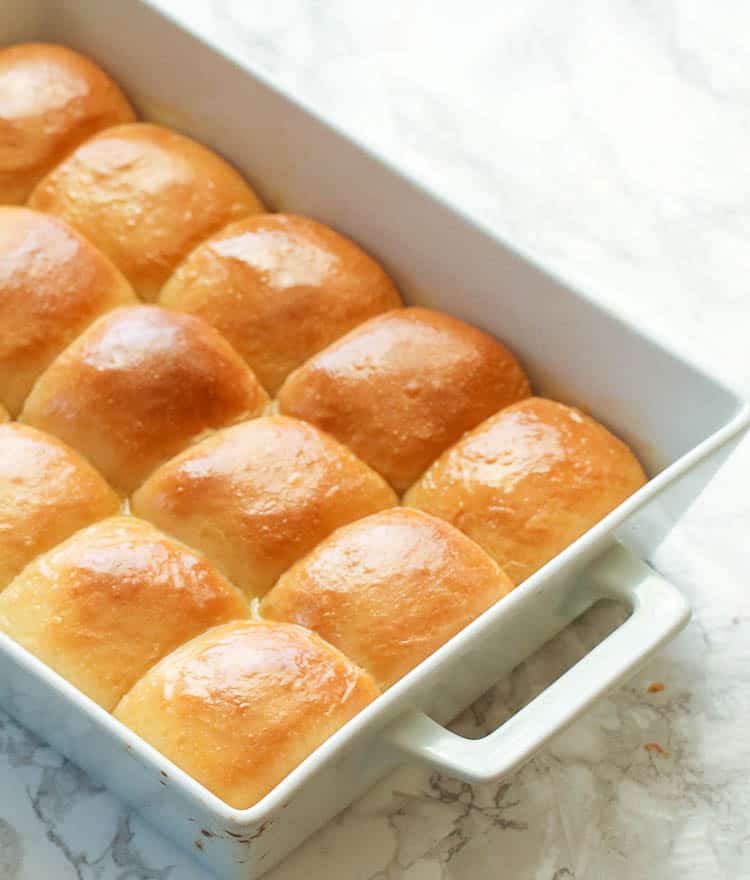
0, 43, 647, 808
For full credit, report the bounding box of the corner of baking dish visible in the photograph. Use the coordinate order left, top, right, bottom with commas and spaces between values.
207, 390, 750, 823
3, 391, 744, 829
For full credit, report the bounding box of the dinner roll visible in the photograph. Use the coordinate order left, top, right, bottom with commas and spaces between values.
159, 214, 402, 393
0, 517, 249, 710
0, 207, 136, 414
277, 307, 531, 491
28, 123, 264, 299
0, 423, 119, 590
20, 305, 268, 494
262, 508, 514, 690
113, 620, 378, 808
0, 43, 135, 204
404, 397, 647, 584
132, 416, 397, 598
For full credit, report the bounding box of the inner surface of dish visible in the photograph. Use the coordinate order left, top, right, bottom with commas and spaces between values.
0, 41, 647, 810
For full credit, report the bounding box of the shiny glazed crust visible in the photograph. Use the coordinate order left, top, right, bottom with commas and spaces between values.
0, 423, 120, 590
20, 305, 269, 494
404, 397, 647, 584
112, 620, 379, 809
262, 507, 514, 690
0, 40, 654, 813
0, 206, 136, 414
28, 123, 264, 299
0, 43, 135, 204
160, 214, 402, 393
132, 416, 398, 598
0, 516, 249, 710
277, 307, 531, 490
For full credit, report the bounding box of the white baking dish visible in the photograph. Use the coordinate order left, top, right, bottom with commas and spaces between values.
1, 2, 748, 877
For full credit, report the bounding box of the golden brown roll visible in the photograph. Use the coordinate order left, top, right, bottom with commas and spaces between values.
0, 206, 136, 414
159, 214, 402, 393
277, 307, 531, 491
404, 397, 647, 584
132, 416, 398, 598
0, 517, 249, 710
0, 423, 119, 590
28, 123, 264, 299
20, 305, 268, 494
262, 508, 514, 690
0, 43, 135, 205
113, 620, 378, 808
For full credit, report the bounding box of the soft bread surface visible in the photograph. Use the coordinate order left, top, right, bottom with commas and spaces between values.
20, 305, 268, 494
113, 620, 378, 808
160, 214, 402, 393
0, 42, 650, 808
0, 423, 119, 590
0, 207, 136, 414
0, 517, 249, 710
277, 307, 531, 490
28, 123, 264, 299
262, 508, 514, 690
132, 415, 398, 598
404, 397, 647, 584
0, 43, 135, 204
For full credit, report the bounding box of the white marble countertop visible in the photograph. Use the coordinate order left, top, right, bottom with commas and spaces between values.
3, 1, 750, 878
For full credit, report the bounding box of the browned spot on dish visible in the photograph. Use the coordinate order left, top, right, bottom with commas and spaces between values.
647, 682, 665, 693
644, 742, 668, 756
222, 821, 270, 844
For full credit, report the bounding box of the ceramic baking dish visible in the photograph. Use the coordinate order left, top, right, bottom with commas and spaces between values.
1, 1, 748, 877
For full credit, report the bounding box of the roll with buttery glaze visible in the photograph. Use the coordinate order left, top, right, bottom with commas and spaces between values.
113, 620, 378, 808
0, 423, 119, 590
404, 397, 647, 585
28, 123, 264, 299
20, 305, 268, 494
159, 214, 402, 393
132, 416, 398, 598
262, 508, 514, 690
0, 43, 135, 204
0, 516, 249, 710
277, 307, 531, 491
0, 207, 136, 414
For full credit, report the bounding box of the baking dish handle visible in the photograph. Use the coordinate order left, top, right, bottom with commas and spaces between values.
384, 543, 690, 783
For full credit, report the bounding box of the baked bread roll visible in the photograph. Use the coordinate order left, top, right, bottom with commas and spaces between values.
0, 43, 135, 204
404, 397, 647, 584
28, 123, 264, 300
20, 305, 268, 494
0, 517, 249, 710
262, 508, 514, 690
277, 307, 531, 490
132, 416, 397, 598
0, 206, 136, 415
113, 620, 378, 808
159, 214, 402, 393
0, 423, 119, 590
